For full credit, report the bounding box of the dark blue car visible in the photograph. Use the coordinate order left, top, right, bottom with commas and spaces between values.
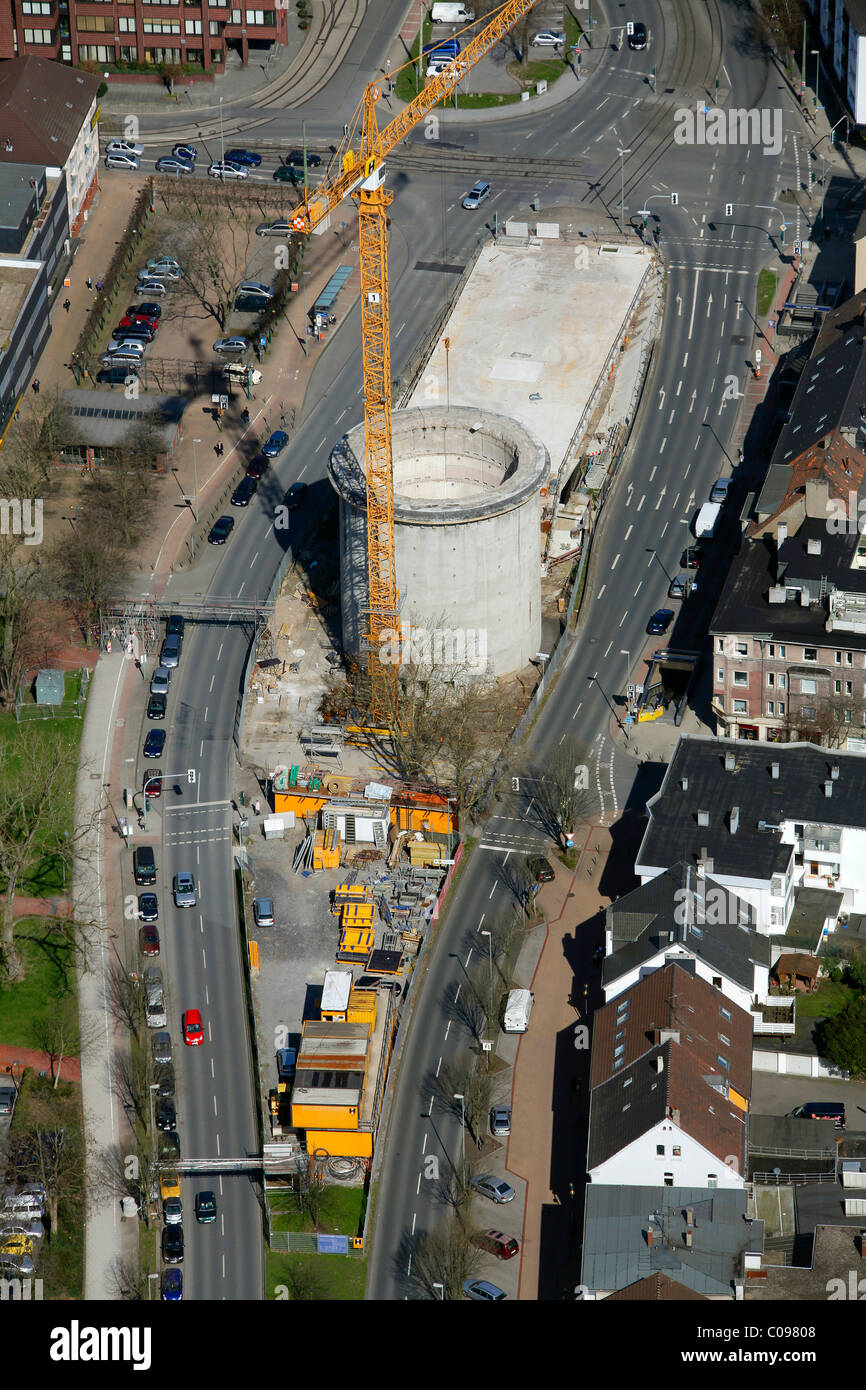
231, 475, 258, 507
646, 609, 674, 636
224, 148, 262, 167
262, 430, 289, 458
161, 1268, 183, 1301
143, 728, 166, 758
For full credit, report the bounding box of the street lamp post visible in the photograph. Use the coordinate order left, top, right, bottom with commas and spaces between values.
432, 1282, 445, 1300
617, 146, 631, 232
480, 929, 493, 1056
811, 49, 820, 113
219, 96, 225, 167
192, 437, 200, 522
620, 649, 631, 701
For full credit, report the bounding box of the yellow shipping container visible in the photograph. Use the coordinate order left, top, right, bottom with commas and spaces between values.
303, 1129, 373, 1158
291, 1102, 360, 1131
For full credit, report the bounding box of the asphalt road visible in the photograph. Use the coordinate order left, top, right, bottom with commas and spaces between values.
124, 0, 832, 1299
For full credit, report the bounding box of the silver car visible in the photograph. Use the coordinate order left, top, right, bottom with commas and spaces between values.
150, 666, 170, 696
173, 872, 196, 908
471, 1174, 516, 1204
256, 219, 293, 238
490, 1104, 511, 1137
135, 279, 169, 296
462, 180, 491, 210
213, 337, 250, 357
209, 161, 247, 180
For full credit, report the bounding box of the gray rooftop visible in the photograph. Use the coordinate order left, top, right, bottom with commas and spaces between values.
603, 861, 768, 994
581, 1185, 762, 1298
768, 308, 866, 470
746, 1223, 866, 1300
62, 392, 187, 450
637, 735, 866, 883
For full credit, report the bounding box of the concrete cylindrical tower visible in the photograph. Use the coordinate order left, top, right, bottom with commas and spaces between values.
329, 406, 550, 676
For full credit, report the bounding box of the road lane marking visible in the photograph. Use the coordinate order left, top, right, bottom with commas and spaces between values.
250, 551, 259, 569
209, 674, 215, 692
611, 553, 620, 569
598, 584, 606, 599
624, 525, 632, 541
217, 644, 223, 661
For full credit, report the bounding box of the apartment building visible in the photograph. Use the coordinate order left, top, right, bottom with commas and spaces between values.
0, 56, 99, 234
0, 0, 287, 69
636, 734, 866, 935
804, 0, 866, 125
711, 289, 866, 746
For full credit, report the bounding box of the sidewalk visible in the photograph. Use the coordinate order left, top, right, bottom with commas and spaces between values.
0, 1044, 81, 1086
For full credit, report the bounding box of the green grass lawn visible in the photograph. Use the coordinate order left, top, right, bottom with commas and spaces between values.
794, 980, 857, 1018
0, 703, 85, 899
756, 269, 777, 318
9, 1072, 85, 1300
0, 921, 77, 1049
267, 1183, 365, 1235
266, 1248, 366, 1300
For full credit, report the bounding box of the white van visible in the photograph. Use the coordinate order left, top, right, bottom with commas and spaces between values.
502, 988, 533, 1034
694, 501, 721, 539
431, 2, 475, 21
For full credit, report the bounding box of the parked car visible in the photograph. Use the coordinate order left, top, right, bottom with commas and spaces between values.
262, 429, 289, 458
145, 965, 163, 998
146, 993, 167, 1029
155, 1064, 175, 1099
628, 19, 648, 49
527, 855, 554, 884
106, 138, 144, 157
224, 148, 262, 166
245, 454, 269, 480
0, 1252, 35, 1277
143, 728, 165, 759
166, 614, 185, 637
152, 1032, 172, 1065
161, 1268, 183, 1300
160, 1172, 181, 1203
135, 279, 169, 296
130, 302, 163, 319
106, 339, 146, 357
117, 313, 158, 332
0, 1088, 16, 1117
463, 1278, 507, 1301
474, 1229, 519, 1260
161, 1225, 184, 1264
155, 156, 194, 174
138, 893, 158, 923
253, 897, 275, 927
195, 1191, 217, 1223
213, 337, 250, 358
462, 180, 491, 210
238, 279, 274, 300
147, 256, 182, 274
173, 872, 196, 908
160, 1130, 181, 1161
96, 366, 140, 385
710, 476, 732, 504
208, 160, 248, 180
147, 693, 167, 721
183, 1009, 204, 1046
286, 149, 322, 167
133, 845, 156, 886
208, 515, 235, 545
172, 144, 197, 163
273, 163, 302, 184
471, 1174, 516, 1204
257, 217, 294, 237
157, 1100, 177, 1133
668, 573, 697, 600
150, 666, 170, 696
139, 924, 160, 957
489, 1104, 511, 1137
114, 324, 154, 343
284, 481, 307, 510
276, 1048, 296, 1081
231, 476, 258, 507
680, 546, 701, 570
160, 634, 181, 668
105, 151, 141, 170
530, 28, 565, 44
163, 1193, 182, 1225
646, 608, 674, 635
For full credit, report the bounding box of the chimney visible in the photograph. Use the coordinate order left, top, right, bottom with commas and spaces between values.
684, 1230, 694, 1248
730, 806, 740, 834
805, 478, 830, 520
653, 1056, 665, 1074
771, 761, 780, 779
831, 764, 840, 780
777, 522, 788, 547
671, 1107, 681, 1125
725, 752, 736, 771
697, 809, 710, 826
646, 1226, 657, 1247
684, 1208, 695, 1226
824, 780, 833, 797
859, 1231, 866, 1258
681, 776, 689, 791
807, 536, 822, 555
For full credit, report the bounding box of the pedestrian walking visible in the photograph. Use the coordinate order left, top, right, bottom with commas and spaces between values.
31, 379, 40, 395
241, 408, 250, 426
86, 277, 93, 291
96, 278, 103, 293
63, 298, 71, 313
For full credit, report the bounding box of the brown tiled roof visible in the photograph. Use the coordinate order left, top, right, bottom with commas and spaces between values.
773, 952, 819, 978
0, 58, 99, 167
604, 1272, 706, 1301
588, 962, 752, 1172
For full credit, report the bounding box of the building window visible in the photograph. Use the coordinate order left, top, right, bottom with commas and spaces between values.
209, 19, 221, 32
733, 699, 747, 714
801, 705, 816, 720
778, 674, 785, 689
119, 16, 135, 30
771, 874, 784, 896
664, 1173, 674, 1187
672, 1145, 682, 1158
779, 645, 786, 658
847, 651, 854, 666
77, 14, 114, 29
735, 643, 748, 656
185, 18, 202, 32
22, 1, 52, 12
834, 680, 841, 694
767, 701, 775, 715
800, 678, 817, 695
717, 668, 724, 683
232, 7, 241, 18
835, 651, 842, 664
707, 1174, 718, 1188
719, 1033, 731, 1046
845, 709, 853, 723
24, 26, 53, 40
846, 681, 853, 695
720, 1005, 732, 1020
766, 672, 774, 687
803, 646, 818, 662
717, 638, 725, 653
656, 1144, 665, 1156
778, 701, 785, 714
143, 21, 181, 33
118, 43, 137, 58
770, 907, 784, 926
733, 671, 748, 686
78, 42, 113, 58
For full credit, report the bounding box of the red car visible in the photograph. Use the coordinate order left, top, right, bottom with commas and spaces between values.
144, 769, 162, 798
245, 454, 269, 480
139, 924, 160, 957
476, 1229, 519, 1260
118, 314, 158, 332
183, 1009, 204, 1046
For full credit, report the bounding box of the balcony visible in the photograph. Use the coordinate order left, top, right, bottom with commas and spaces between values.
751, 995, 796, 1035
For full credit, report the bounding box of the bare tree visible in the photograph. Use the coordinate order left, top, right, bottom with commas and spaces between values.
73, 417, 161, 549
106, 961, 146, 1042
113, 1050, 151, 1130
525, 737, 597, 849
411, 1217, 482, 1299
0, 533, 42, 709
9, 1081, 86, 1237
175, 189, 259, 330
33, 1001, 81, 1089
105, 1254, 148, 1301
96, 1140, 159, 1230
46, 519, 123, 645
0, 390, 71, 495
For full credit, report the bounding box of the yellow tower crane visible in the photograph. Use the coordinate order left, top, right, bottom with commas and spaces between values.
291, 0, 542, 727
